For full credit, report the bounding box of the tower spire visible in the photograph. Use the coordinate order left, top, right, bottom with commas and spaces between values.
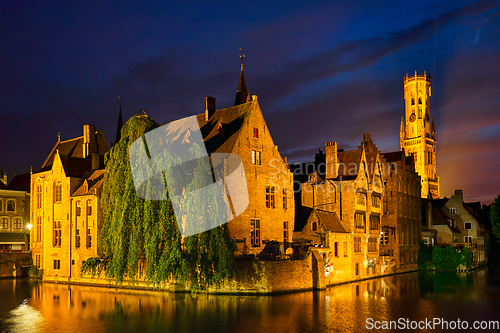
114, 96, 124, 146
234, 46, 249, 106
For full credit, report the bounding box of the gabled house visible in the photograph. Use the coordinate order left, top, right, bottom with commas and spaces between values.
177, 64, 295, 257
292, 134, 385, 280
30, 125, 109, 281
423, 190, 487, 265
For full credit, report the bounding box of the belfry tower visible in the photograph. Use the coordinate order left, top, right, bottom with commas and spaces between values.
400, 71, 439, 199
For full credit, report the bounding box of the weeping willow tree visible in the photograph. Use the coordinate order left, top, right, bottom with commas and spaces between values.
82, 113, 237, 290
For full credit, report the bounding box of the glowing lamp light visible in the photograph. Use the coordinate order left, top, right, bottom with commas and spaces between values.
27, 224, 33, 230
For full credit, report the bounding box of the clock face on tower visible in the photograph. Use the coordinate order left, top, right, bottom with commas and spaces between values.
409, 113, 416, 122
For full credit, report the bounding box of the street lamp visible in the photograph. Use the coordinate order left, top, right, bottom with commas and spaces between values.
26, 223, 32, 252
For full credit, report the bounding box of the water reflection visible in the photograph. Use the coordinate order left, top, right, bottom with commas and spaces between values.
1, 267, 498, 333
4, 299, 43, 333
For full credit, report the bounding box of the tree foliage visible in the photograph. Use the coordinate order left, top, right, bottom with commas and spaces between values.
82, 114, 236, 290
490, 194, 500, 243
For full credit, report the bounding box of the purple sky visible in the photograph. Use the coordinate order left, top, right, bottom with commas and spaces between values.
1, 1, 499, 204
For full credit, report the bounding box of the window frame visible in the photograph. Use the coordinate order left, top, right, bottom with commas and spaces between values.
266, 186, 275, 209
464, 222, 472, 230
1, 217, 9, 229
13, 218, 22, 230
6, 199, 16, 212
54, 182, 62, 203
253, 127, 259, 138
250, 218, 261, 247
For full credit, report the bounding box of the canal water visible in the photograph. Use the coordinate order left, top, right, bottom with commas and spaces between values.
1, 267, 499, 332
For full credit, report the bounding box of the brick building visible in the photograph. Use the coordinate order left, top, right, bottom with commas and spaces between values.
293, 134, 385, 280
30, 125, 109, 280
0, 172, 31, 253
380, 151, 422, 272
192, 63, 295, 256
400, 71, 439, 199
423, 190, 487, 264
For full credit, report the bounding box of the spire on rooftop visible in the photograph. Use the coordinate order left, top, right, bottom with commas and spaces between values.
114, 96, 124, 146
234, 46, 249, 106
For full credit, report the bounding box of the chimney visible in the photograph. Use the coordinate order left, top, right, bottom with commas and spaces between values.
205, 96, 216, 121
91, 153, 100, 170
325, 142, 338, 179
83, 124, 97, 158
454, 189, 463, 201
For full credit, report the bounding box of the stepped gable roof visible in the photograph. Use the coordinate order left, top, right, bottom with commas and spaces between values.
72, 169, 106, 196
7, 173, 30, 192
195, 100, 253, 154
315, 210, 348, 233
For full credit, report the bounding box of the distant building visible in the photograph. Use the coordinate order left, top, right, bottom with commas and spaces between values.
423, 190, 488, 265
400, 71, 439, 199
380, 151, 422, 272
0, 172, 31, 253
30, 125, 109, 280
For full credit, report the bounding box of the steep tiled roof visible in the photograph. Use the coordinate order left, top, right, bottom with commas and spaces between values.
316, 210, 348, 233
195, 100, 253, 154
383, 151, 403, 162
72, 169, 105, 196
7, 173, 30, 192
337, 150, 362, 178
432, 209, 461, 233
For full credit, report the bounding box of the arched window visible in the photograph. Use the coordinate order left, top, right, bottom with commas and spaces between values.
1, 217, 9, 229
6, 200, 15, 212
411, 96, 415, 106
54, 182, 62, 202
312, 221, 317, 231
419, 96, 422, 104
13, 218, 22, 229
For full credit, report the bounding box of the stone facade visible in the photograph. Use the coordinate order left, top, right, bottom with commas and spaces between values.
423, 190, 487, 265
400, 71, 439, 199
30, 125, 109, 281
0, 173, 31, 253
195, 95, 295, 256
293, 134, 386, 281
381, 151, 422, 273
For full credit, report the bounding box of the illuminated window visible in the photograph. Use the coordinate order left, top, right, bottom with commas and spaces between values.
1, 218, 8, 229
253, 128, 259, 138
252, 150, 261, 165
450, 208, 456, 215
464, 236, 472, 243
266, 186, 275, 208
371, 196, 380, 208
13, 218, 21, 229
250, 219, 260, 246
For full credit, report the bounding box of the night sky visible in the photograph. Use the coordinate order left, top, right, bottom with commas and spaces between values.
1, 1, 499, 204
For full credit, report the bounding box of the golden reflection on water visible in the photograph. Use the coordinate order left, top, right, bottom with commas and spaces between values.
1, 268, 497, 333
